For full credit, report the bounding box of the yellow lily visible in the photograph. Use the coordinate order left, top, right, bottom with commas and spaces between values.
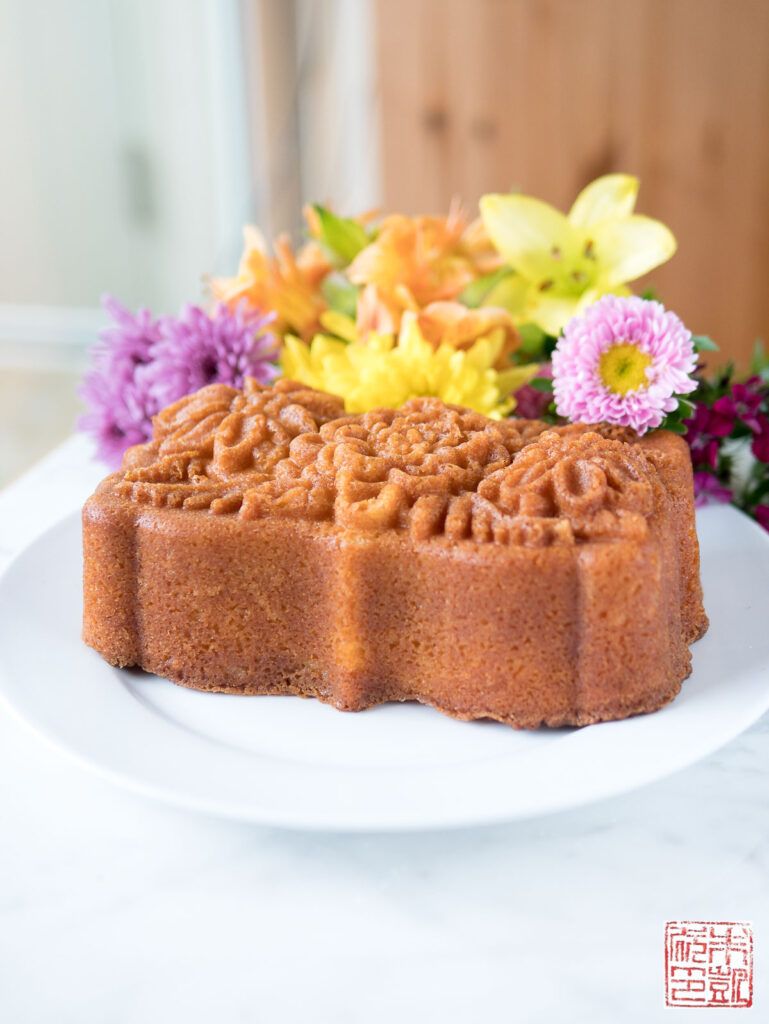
479, 174, 677, 335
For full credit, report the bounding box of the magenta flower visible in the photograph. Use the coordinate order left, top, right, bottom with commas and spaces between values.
730, 379, 764, 433
708, 396, 737, 437
754, 505, 769, 532
752, 414, 769, 464
552, 295, 697, 434
143, 302, 278, 412
513, 363, 552, 419
79, 296, 279, 468
693, 472, 733, 507
684, 404, 720, 470
707, 379, 764, 438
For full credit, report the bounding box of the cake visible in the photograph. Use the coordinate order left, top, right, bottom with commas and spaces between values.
82, 378, 708, 729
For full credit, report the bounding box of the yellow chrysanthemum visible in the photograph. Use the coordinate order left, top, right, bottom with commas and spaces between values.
479, 174, 677, 335
281, 313, 536, 419
415, 301, 520, 369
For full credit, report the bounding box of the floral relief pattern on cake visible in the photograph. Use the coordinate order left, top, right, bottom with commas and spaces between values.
235, 399, 534, 526
114, 379, 345, 512
476, 431, 655, 542
113, 379, 660, 546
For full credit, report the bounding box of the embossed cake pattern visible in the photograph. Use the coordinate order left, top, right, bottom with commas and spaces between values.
115, 379, 660, 547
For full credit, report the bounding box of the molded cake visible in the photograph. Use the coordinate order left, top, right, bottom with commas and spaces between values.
82, 378, 708, 729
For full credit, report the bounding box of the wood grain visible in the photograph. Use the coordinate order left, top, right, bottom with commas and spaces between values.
375, 0, 769, 365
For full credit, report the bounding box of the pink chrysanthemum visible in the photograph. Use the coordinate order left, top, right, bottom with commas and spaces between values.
552, 295, 697, 435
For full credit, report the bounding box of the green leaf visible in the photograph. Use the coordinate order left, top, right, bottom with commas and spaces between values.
661, 393, 697, 434
692, 334, 719, 353
517, 322, 549, 357
640, 286, 660, 302
750, 338, 769, 377
529, 377, 554, 393
321, 274, 359, 318
664, 420, 688, 435
313, 205, 370, 265
748, 477, 769, 504
458, 267, 513, 308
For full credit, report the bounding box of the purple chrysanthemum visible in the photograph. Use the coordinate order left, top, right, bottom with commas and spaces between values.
552, 295, 697, 435
79, 296, 279, 468
142, 302, 278, 412
78, 296, 162, 467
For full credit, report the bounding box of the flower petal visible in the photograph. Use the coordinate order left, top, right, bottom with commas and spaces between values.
283, 313, 517, 418
482, 272, 533, 320
479, 195, 578, 282
590, 215, 677, 288
568, 174, 639, 229
572, 284, 631, 318
528, 293, 582, 336
499, 362, 539, 396
319, 310, 358, 343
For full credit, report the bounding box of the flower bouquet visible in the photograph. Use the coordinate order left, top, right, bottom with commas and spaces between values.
79, 173, 769, 530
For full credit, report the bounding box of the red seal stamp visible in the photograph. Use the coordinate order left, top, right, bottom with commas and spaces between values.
665, 921, 753, 1007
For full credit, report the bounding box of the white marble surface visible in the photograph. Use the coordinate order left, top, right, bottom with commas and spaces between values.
0, 436, 767, 1023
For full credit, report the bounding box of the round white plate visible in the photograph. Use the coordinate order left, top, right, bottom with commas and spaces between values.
0, 506, 768, 831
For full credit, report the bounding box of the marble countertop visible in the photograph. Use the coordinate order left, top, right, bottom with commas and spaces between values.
1, 436, 767, 1023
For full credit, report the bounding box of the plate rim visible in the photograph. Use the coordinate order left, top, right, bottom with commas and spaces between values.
1, 506, 768, 832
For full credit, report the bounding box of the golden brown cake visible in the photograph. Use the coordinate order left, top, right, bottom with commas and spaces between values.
82, 378, 708, 729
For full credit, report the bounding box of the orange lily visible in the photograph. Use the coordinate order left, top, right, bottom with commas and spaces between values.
348, 203, 476, 314
212, 226, 330, 341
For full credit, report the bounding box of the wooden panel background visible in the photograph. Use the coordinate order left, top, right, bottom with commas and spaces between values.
375, 0, 769, 366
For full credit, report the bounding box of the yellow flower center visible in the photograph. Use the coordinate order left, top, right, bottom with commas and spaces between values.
598, 342, 652, 396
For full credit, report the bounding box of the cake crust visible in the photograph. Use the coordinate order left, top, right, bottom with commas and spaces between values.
82, 379, 708, 729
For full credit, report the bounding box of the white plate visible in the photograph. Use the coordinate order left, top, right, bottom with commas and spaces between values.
0, 506, 768, 831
